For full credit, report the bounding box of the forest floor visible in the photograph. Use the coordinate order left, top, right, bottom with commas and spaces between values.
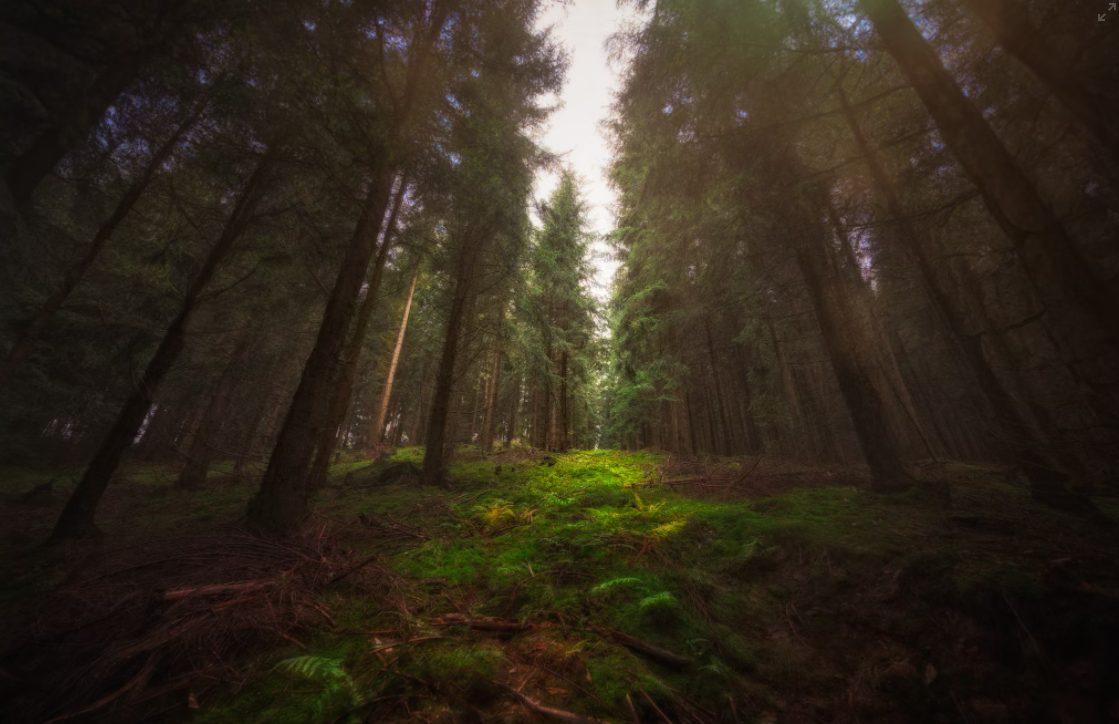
1, 449, 1118, 724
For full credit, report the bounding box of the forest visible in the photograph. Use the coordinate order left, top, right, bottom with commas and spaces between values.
0, 0, 1117, 722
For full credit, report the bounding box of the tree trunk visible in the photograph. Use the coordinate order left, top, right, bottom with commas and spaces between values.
860, 0, 1119, 352
704, 320, 732, 455
505, 374, 520, 448
305, 174, 408, 491
409, 351, 431, 445
481, 307, 505, 452
964, 0, 1119, 164
837, 82, 1086, 504
421, 228, 482, 484
557, 349, 568, 452
249, 8, 447, 533
371, 263, 420, 446
51, 148, 275, 539
0, 105, 202, 384
789, 184, 915, 492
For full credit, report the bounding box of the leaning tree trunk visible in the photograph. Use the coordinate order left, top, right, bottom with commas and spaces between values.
421, 229, 482, 485
963, 0, 1119, 165
859, 0, 1119, 353
249, 8, 447, 533
0, 105, 202, 385
372, 263, 421, 445
788, 183, 915, 492
304, 175, 408, 491
51, 148, 275, 539
837, 82, 1091, 506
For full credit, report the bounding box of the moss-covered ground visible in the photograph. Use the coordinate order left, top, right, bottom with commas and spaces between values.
2, 449, 1118, 723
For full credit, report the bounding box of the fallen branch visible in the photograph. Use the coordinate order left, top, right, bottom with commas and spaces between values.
435, 614, 533, 634
161, 580, 272, 601
640, 688, 676, 724
326, 552, 384, 585
594, 628, 692, 667
499, 683, 612, 724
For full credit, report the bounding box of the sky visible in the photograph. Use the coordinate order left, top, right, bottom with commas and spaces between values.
533, 0, 642, 301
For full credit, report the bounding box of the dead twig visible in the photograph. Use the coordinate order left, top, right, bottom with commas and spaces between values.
499, 683, 612, 724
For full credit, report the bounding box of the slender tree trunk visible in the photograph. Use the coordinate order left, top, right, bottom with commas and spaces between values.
963, 0, 1119, 164
860, 0, 1119, 351
249, 170, 395, 529
373, 263, 420, 445
481, 307, 504, 452
0, 106, 201, 384
505, 374, 520, 448
704, 320, 732, 455
557, 350, 568, 452
51, 149, 274, 539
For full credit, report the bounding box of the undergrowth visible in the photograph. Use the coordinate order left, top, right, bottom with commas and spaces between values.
3, 449, 1117, 723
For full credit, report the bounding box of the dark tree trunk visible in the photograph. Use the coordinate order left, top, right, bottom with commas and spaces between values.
421, 229, 481, 485
304, 175, 408, 491
249, 8, 447, 533
0, 106, 201, 384
557, 349, 568, 452
860, 0, 1119, 351
51, 149, 275, 539
409, 352, 431, 446
789, 185, 915, 492
481, 308, 504, 453
253, 170, 394, 520
964, 0, 1119, 164
505, 374, 520, 448
837, 82, 1088, 505
704, 320, 732, 455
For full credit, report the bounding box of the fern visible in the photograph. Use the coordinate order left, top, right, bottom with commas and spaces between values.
649, 519, 686, 540
638, 591, 678, 612
590, 576, 645, 596
274, 655, 362, 722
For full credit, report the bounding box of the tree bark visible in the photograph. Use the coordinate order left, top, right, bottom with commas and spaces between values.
249, 7, 447, 533
505, 374, 520, 448
51, 148, 275, 539
963, 0, 1119, 164
859, 0, 1119, 352
557, 349, 569, 452
480, 306, 505, 452
789, 184, 915, 492
837, 82, 1086, 503
372, 263, 420, 445
421, 227, 482, 484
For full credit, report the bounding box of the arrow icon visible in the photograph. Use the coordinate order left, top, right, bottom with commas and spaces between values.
1100, 12, 1107, 20
1111, 3, 1116, 10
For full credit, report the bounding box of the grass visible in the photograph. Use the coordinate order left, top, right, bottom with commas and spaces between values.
2, 448, 1118, 723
